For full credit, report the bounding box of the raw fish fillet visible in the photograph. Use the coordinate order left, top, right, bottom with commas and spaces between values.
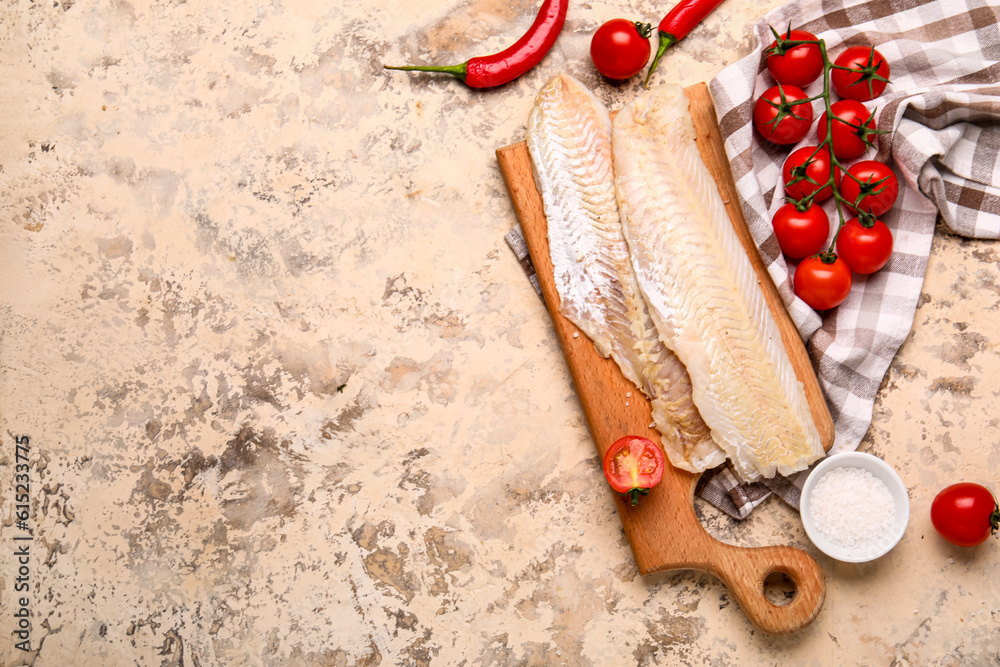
612, 85, 824, 481
526, 73, 725, 472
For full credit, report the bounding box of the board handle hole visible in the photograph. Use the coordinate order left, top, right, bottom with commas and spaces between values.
763, 570, 797, 607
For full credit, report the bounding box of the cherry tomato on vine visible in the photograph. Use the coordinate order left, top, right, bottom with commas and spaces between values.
782, 146, 841, 202
772, 203, 830, 259
930, 482, 999, 547
831, 46, 890, 101
794, 255, 852, 310
765, 29, 824, 87
836, 217, 893, 274
817, 99, 878, 159
753, 84, 814, 145
840, 160, 899, 216
602, 435, 664, 506
590, 19, 653, 80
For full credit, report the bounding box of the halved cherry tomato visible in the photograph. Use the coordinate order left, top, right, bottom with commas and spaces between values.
836, 216, 893, 274
590, 19, 653, 80
782, 146, 841, 203
753, 84, 814, 145
931, 482, 999, 547
765, 29, 824, 88
839, 160, 899, 216
772, 203, 830, 259
794, 255, 852, 310
602, 435, 664, 506
817, 99, 878, 159
831, 46, 890, 101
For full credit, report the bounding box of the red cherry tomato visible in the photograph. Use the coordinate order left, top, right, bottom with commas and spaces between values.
753, 84, 814, 145
782, 146, 841, 203
794, 255, 853, 310
590, 19, 653, 80
831, 46, 890, 101
602, 435, 665, 506
930, 482, 999, 547
765, 29, 824, 88
839, 160, 899, 216
836, 217, 893, 274
772, 203, 830, 259
817, 99, 878, 159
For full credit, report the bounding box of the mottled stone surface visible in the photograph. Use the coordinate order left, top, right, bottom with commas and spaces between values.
1, 1, 998, 665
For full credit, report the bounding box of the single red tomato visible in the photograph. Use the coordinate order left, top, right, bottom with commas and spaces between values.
794, 255, 853, 310
931, 482, 999, 547
765, 29, 824, 88
753, 84, 814, 145
602, 435, 665, 506
772, 203, 830, 259
590, 19, 653, 80
782, 146, 841, 203
839, 160, 899, 216
836, 217, 893, 274
831, 45, 890, 101
817, 99, 878, 159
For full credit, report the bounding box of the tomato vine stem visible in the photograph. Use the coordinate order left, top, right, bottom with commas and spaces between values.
768, 32, 892, 256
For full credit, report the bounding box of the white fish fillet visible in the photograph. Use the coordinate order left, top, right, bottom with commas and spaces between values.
526, 73, 725, 473
612, 85, 824, 482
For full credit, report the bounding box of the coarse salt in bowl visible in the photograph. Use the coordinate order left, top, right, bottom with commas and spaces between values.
800, 452, 910, 563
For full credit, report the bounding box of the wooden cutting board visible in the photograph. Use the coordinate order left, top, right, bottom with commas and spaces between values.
496, 82, 835, 636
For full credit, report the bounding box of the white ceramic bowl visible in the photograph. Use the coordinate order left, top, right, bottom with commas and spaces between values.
800, 452, 910, 563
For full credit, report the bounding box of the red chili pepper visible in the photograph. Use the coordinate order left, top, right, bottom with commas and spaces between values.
644, 0, 727, 88
384, 0, 568, 89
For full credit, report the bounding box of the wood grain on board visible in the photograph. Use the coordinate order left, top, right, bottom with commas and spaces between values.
496, 82, 832, 636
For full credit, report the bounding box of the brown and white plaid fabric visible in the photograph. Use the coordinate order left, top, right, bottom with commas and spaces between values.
507, 0, 1000, 519
703, 0, 1000, 516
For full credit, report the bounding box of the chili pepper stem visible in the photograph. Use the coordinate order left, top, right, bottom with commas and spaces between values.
644, 32, 678, 89
384, 62, 469, 81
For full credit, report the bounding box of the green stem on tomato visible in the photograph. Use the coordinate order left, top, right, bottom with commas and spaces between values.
770, 34, 880, 255
798, 93, 828, 104
785, 144, 825, 210
815, 38, 851, 252
623, 488, 650, 506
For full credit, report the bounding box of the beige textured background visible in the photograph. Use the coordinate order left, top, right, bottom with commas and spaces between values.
1, 0, 998, 665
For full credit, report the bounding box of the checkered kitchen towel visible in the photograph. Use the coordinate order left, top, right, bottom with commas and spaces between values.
703, 0, 1000, 515
508, 0, 1000, 518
